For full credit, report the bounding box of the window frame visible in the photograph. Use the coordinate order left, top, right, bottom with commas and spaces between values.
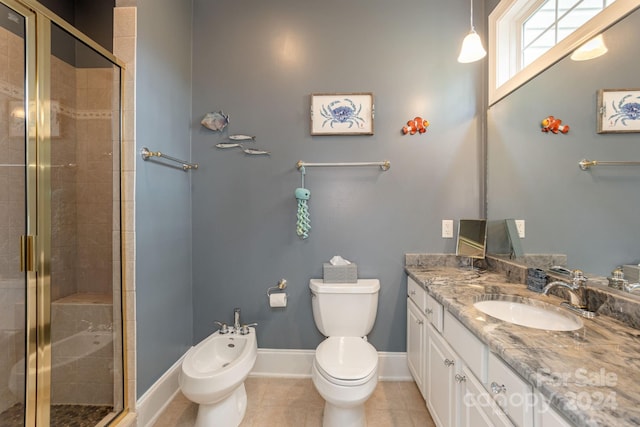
488, 0, 640, 106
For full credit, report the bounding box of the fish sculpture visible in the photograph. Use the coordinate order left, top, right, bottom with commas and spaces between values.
215, 143, 270, 155
228, 134, 256, 141
201, 111, 230, 131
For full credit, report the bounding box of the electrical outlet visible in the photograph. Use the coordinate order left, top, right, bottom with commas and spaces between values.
515, 220, 525, 238
442, 220, 454, 238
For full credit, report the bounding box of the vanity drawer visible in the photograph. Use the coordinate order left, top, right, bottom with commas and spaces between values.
407, 276, 427, 313
443, 311, 487, 382
488, 352, 534, 427
426, 293, 443, 333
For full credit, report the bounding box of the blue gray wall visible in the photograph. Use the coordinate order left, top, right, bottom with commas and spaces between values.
190, 0, 485, 352
487, 8, 640, 277
135, 0, 193, 398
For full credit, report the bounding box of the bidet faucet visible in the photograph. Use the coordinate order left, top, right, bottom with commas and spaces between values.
214, 321, 229, 334
234, 307, 241, 331
542, 269, 588, 309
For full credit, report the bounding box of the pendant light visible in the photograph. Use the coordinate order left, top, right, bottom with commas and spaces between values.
458, 0, 486, 63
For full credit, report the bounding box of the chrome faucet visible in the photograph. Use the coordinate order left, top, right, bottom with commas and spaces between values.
624, 283, 640, 293
234, 307, 241, 331
542, 269, 593, 317
606, 267, 640, 294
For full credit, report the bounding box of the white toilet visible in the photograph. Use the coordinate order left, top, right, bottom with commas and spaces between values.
309, 278, 380, 427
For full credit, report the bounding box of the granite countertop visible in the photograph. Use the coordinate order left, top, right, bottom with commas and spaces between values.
406, 266, 640, 427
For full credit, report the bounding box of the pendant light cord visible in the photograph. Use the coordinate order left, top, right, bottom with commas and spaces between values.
470, 0, 475, 31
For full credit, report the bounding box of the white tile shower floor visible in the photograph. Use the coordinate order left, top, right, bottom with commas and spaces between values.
152, 377, 435, 426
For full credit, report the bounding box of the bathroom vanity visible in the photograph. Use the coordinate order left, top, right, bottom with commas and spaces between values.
405, 255, 640, 427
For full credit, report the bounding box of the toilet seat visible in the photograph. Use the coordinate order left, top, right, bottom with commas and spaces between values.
315, 337, 378, 386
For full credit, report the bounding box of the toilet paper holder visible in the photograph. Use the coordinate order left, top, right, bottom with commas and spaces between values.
267, 279, 287, 297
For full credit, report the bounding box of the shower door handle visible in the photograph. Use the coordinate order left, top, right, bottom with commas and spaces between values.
20, 235, 35, 272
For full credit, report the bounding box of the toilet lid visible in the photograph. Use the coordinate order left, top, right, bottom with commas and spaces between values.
315, 337, 378, 381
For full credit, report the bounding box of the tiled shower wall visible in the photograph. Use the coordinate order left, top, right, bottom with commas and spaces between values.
50, 57, 115, 301
50, 55, 79, 301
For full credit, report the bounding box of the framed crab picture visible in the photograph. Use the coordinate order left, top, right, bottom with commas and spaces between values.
597, 89, 640, 133
310, 92, 374, 135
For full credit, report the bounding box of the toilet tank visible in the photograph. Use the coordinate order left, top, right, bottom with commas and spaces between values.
309, 279, 380, 337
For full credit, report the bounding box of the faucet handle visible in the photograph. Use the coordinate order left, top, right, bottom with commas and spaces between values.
214, 321, 229, 334
571, 269, 588, 285
240, 323, 258, 335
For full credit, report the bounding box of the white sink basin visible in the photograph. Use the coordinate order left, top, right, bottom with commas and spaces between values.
473, 295, 583, 331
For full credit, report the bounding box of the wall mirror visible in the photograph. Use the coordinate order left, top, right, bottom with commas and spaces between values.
486, 7, 640, 279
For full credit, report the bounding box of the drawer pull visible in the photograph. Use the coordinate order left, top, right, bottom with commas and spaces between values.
425, 308, 433, 315
455, 374, 466, 383
417, 319, 424, 325
444, 358, 455, 367
491, 382, 506, 394
409, 290, 416, 296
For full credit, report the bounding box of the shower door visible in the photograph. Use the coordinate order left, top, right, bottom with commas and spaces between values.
0, 1, 126, 426
0, 2, 35, 425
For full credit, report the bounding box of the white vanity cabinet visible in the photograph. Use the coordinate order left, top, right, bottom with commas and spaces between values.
426, 312, 513, 427
488, 352, 534, 427
407, 277, 427, 398
426, 322, 458, 427
535, 393, 573, 427
459, 363, 514, 427
426, 291, 443, 332
406, 274, 560, 427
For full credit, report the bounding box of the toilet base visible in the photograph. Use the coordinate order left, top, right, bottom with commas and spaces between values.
323, 402, 366, 427
194, 383, 248, 427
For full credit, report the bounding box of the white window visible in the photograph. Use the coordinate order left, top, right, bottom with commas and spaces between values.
488, 0, 639, 105
522, 0, 616, 67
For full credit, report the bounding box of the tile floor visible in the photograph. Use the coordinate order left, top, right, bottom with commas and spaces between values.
153, 378, 435, 427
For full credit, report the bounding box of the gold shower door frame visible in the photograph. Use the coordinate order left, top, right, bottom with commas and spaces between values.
3, 0, 129, 425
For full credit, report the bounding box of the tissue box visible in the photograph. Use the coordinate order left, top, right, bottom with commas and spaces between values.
323, 263, 358, 283
623, 265, 640, 283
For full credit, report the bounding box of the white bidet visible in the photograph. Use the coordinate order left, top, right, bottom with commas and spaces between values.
179, 327, 257, 427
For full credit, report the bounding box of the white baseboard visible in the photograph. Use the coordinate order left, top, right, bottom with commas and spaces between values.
135, 352, 187, 427
377, 351, 413, 381
251, 349, 412, 381
250, 348, 315, 378
134, 349, 411, 427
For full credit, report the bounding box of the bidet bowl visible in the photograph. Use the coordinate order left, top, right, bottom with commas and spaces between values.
473, 294, 583, 331
179, 328, 257, 404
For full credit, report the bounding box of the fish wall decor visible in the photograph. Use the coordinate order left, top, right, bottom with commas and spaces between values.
201, 111, 230, 131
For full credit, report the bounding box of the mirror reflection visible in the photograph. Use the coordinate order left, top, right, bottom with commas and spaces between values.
486, 7, 640, 278
456, 219, 488, 259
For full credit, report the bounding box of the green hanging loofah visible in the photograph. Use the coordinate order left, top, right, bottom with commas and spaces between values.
295, 166, 311, 239
296, 188, 311, 239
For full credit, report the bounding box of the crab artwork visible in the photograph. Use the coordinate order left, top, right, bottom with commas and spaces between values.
607, 94, 640, 126
320, 98, 365, 129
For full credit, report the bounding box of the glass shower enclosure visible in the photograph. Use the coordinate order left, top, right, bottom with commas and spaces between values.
0, 1, 126, 425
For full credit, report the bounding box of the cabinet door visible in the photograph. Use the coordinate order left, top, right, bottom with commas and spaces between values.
459, 365, 514, 427
426, 292, 444, 332
427, 324, 457, 427
408, 276, 427, 312
407, 298, 426, 398
535, 392, 573, 427
488, 353, 534, 427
